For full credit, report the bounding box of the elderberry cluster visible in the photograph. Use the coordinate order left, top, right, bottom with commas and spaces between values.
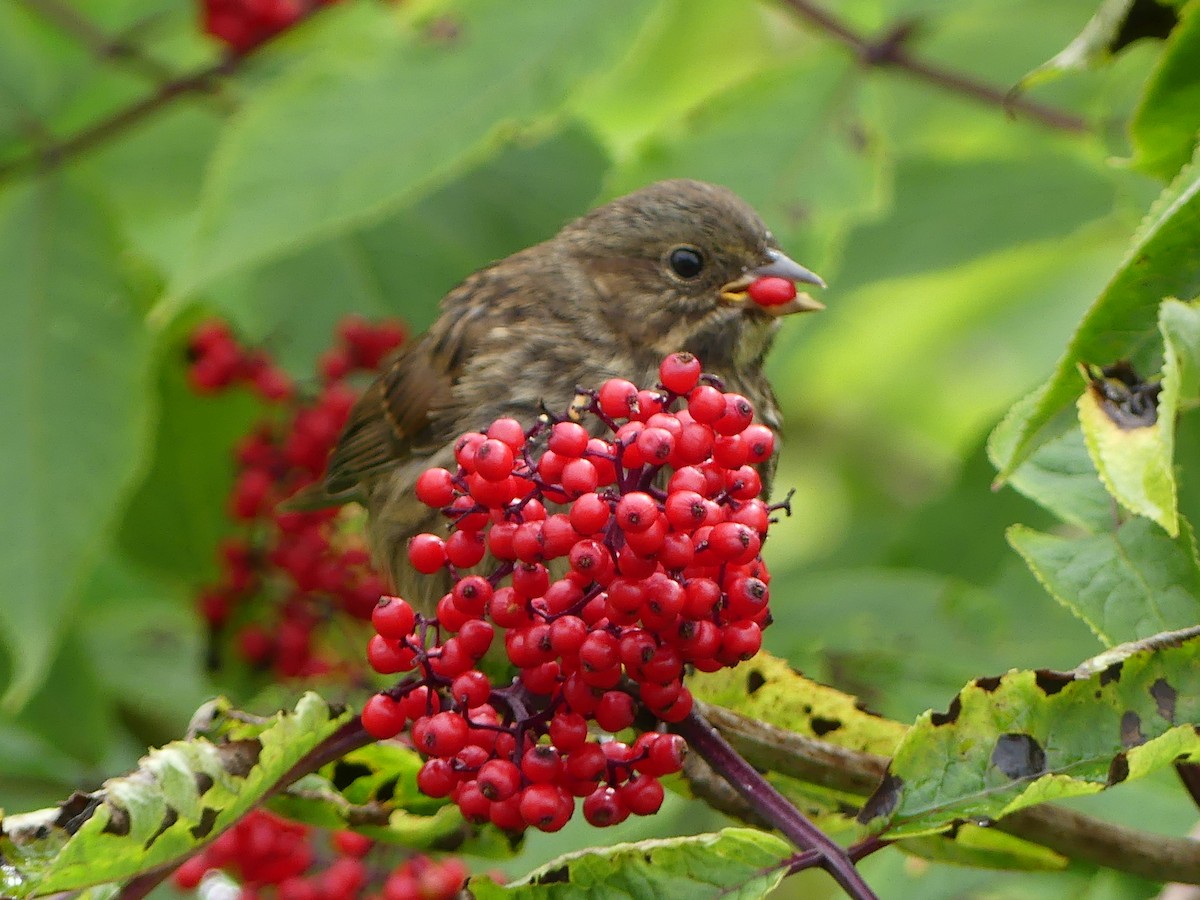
172, 809, 468, 900
360, 352, 786, 832
188, 316, 405, 676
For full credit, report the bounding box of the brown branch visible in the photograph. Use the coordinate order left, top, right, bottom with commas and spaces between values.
0, 56, 238, 183
697, 702, 1200, 885
779, 0, 1089, 133
15, 0, 176, 83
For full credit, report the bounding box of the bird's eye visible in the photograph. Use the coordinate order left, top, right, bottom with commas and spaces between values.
668, 246, 705, 279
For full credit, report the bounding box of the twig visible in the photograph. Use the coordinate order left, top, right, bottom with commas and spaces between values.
698, 702, 1200, 885
673, 707, 878, 899
1176, 763, 1200, 812
779, 0, 1089, 133
15, 0, 175, 83
0, 56, 238, 182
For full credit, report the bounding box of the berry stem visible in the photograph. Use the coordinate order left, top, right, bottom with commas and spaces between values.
672, 708, 878, 900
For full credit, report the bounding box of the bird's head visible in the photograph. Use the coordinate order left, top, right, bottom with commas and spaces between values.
559, 179, 825, 370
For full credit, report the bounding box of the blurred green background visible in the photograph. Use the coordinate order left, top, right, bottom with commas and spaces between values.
1, 0, 1196, 895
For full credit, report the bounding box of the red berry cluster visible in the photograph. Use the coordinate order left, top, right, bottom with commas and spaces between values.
359, 352, 787, 832
172, 810, 468, 900
188, 316, 406, 676
201, 0, 337, 54
188, 320, 295, 401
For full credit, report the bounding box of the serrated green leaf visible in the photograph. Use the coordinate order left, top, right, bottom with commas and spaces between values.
1008, 516, 1200, 645
689, 651, 907, 757
860, 626, 1200, 837
469, 828, 793, 899
1161, 297, 1200, 414
991, 146, 1200, 480
1131, 0, 1200, 181
118, 339, 259, 583
0, 693, 352, 897
0, 178, 152, 712
1078, 369, 1177, 534
177, 0, 660, 294
1005, 427, 1114, 532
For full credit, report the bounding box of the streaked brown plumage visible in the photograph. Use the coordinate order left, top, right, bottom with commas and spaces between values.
317, 179, 824, 608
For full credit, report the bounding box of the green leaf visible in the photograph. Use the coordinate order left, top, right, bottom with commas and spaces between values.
201, 123, 611, 367
1131, 0, 1200, 181
607, 49, 887, 268
990, 146, 1200, 480
118, 335, 259, 583
1077, 366, 1177, 534
0, 693, 352, 896
859, 626, 1200, 837
468, 828, 793, 899
1161, 297, 1200, 416
1007, 516, 1200, 646
0, 178, 152, 711
177, 0, 660, 294
1005, 427, 1115, 532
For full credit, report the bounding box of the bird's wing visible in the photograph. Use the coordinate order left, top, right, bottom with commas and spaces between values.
322, 273, 495, 496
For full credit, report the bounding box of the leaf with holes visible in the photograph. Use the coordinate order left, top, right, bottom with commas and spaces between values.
989, 147, 1200, 480
0, 693, 352, 896
468, 828, 793, 899
688, 651, 907, 758
859, 627, 1200, 837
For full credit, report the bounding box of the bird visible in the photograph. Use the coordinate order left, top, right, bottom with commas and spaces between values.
314, 179, 825, 608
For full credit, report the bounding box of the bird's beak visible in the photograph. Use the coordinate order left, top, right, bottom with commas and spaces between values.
720, 248, 827, 317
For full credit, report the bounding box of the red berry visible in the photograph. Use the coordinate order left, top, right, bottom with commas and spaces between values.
450, 670, 491, 708
477, 759, 521, 801
333, 830, 374, 858
549, 421, 589, 457
408, 534, 447, 573
687, 385, 725, 423
519, 783, 573, 832
486, 417, 526, 450
418, 711, 470, 758
714, 393, 755, 436
416, 468, 456, 507
583, 786, 629, 827
620, 774, 665, 815
659, 352, 702, 394
445, 529, 486, 568
474, 438, 515, 481
615, 492, 659, 533
598, 378, 639, 419
594, 690, 636, 733
417, 758, 458, 798
741, 424, 775, 463
361, 694, 406, 739
747, 276, 797, 307
372, 596, 416, 640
